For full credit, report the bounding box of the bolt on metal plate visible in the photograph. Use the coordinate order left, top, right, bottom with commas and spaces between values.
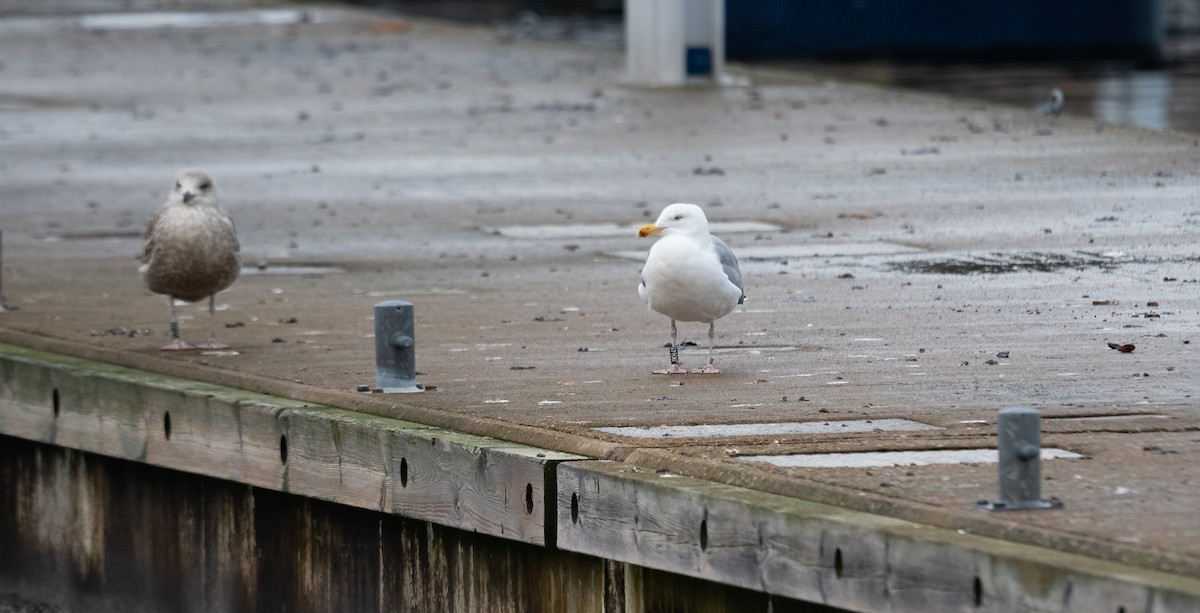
374, 300, 422, 393
978, 407, 1063, 511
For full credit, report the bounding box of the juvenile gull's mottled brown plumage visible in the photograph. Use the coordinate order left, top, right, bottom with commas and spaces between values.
140, 168, 240, 350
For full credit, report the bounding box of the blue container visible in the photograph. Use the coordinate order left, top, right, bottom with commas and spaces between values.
725, 0, 1164, 63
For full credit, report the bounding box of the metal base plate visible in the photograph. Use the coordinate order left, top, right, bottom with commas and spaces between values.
976, 498, 1064, 512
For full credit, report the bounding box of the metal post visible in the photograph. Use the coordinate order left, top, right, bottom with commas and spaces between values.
625, 0, 724, 86
374, 300, 421, 393
0, 230, 6, 312
977, 407, 1062, 511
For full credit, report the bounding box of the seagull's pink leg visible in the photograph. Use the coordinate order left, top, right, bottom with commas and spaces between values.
196, 295, 229, 350
689, 321, 721, 374
653, 320, 688, 374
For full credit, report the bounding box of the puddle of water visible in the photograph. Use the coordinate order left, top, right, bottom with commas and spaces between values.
742, 448, 1082, 468
887, 251, 1124, 275
765, 51, 1200, 134
595, 418, 940, 439
494, 220, 781, 240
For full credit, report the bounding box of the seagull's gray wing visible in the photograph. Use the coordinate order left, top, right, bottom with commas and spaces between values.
711, 236, 745, 304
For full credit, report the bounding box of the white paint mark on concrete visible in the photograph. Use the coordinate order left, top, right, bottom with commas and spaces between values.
365, 289, 468, 296
241, 265, 345, 276
741, 448, 1082, 468
1049, 414, 1168, 422
610, 241, 921, 262
595, 418, 940, 439
0, 9, 318, 34
498, 220, 781, 240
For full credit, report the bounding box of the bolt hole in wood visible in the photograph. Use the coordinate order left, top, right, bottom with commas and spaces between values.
524, 483, 534, 515
699, 518, 709, 551
400, 457, 409, 487
163, 411, 171, 440
279, 435, 288, 464
974, 576, 983, 607
834, 547, 844, 579
52, 388, 60, 417
570, 492, 579, 524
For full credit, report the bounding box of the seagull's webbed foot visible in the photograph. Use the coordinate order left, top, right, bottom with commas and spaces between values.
652, 364, 688, 375
689, 364, 720, 374
160, 339, 194, 351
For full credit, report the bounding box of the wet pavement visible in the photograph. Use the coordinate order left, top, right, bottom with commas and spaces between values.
769, 55, 1200, 134
1, 0, 1199, 581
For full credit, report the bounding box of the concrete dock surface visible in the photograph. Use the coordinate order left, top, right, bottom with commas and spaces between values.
1, 0, 1198, 592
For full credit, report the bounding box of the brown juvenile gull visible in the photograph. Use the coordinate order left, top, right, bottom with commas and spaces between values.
637, 203, 745, 374
140, 168, 240, 350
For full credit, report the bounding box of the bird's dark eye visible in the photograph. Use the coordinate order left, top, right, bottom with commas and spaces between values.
199, 182, 211, 190
174, 182, 181, 190
673, 215, 683, 220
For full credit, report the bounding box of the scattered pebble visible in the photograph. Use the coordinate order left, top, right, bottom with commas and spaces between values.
90, 327, 153, 337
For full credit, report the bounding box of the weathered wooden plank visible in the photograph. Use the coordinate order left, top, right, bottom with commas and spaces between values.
274, 405, 425, 510
276, 404, 581, 546
145, 391, 290, 491
0, 344, 583, 547
557, 460, 1200, 613
0, 355, 59, 442
0, 437, 609, 613
397, 432, 567, 545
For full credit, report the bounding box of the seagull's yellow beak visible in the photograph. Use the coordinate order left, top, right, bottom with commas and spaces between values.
637, 223, 664, 238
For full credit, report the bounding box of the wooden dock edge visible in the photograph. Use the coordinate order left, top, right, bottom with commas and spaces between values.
2, 343, 1198, 612
558, 461, 1200, 612
0, 343, 583, 547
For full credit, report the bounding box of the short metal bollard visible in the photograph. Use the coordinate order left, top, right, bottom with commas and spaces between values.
977, 407, 1062, 511
0, 230, 6, 312
374, 300, 421, 393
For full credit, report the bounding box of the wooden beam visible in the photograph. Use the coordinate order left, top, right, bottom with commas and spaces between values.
556, 460, 1200, 612
0, 343, 583, 547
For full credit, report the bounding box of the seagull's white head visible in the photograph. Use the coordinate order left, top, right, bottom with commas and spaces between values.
169, 168, 218, 208
638, 203, 710, 239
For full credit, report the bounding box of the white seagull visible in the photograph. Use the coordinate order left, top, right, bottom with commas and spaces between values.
140, 168, 241, 350
637, 203, 745, 374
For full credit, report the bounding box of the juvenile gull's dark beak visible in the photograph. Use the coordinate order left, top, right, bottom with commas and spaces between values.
182, 191, 195, 204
